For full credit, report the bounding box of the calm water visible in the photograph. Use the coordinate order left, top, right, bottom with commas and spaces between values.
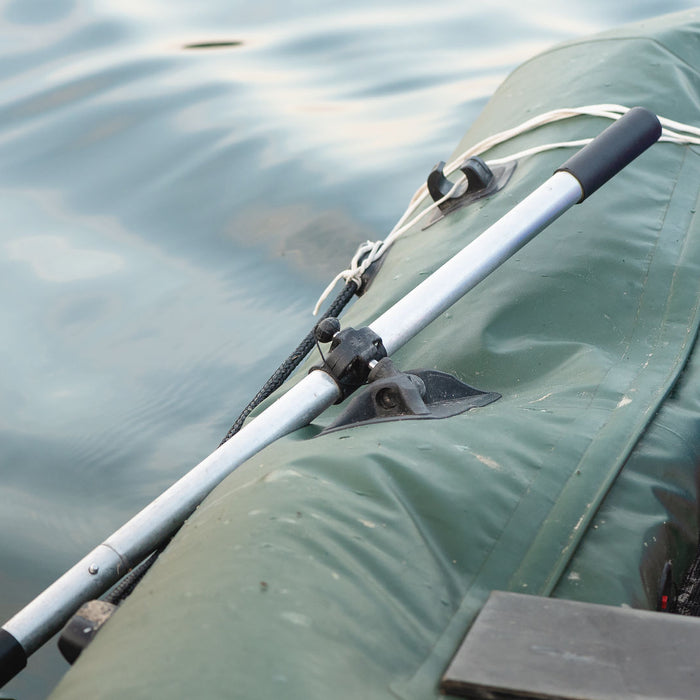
0, 1, 695, 697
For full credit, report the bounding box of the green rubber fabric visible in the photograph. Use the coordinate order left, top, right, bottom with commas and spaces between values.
49, 10, 700, 700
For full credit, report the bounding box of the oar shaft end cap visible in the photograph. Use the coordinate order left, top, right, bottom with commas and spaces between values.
0, 628, 27, 688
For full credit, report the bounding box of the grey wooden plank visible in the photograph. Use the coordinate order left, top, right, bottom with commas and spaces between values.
441, 591, 700, 700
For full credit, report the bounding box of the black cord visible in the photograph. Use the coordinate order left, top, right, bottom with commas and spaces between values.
219, 280, 358, 445
103, 547, 165, 605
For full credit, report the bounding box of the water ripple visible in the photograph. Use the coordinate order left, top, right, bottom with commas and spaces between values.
0, 2, 695, 697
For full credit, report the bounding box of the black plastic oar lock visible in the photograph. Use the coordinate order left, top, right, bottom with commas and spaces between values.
423, 156, 516, 229
320, 357, 501, 434
314, 319, 500, 433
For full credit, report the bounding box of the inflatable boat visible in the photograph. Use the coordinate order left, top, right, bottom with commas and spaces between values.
4, 8, 700, 700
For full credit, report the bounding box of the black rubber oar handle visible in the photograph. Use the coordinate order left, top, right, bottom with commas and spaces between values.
0, 629, 26, 688
556, 106, 661, 201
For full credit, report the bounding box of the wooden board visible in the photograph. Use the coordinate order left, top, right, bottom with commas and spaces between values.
442, 591, 700, 700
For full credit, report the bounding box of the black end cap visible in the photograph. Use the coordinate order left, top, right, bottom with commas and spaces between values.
556, 106, 662, 201
0, 629, 27, 688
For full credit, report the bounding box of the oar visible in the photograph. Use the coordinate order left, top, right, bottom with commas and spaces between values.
0, 107, 661, 687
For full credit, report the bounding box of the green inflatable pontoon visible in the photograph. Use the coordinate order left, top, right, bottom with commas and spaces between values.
47, 9, 700, 700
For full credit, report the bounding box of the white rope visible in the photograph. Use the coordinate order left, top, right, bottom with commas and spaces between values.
312, 104, 700, 315
312, 174, 466, 315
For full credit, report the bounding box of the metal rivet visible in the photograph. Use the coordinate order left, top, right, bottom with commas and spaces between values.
88, 564, 99, 575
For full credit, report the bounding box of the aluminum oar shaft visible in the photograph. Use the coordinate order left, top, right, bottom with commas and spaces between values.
371, 171, 582, 355
0, 370, 340, 681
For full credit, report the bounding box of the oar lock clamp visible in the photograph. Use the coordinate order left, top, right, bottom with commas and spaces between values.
313, 319, 500, 432
313, 319, 388, 401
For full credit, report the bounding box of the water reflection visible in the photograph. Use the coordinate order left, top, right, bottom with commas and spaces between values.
3, 0, 75, 27
6, 235, 124, 282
